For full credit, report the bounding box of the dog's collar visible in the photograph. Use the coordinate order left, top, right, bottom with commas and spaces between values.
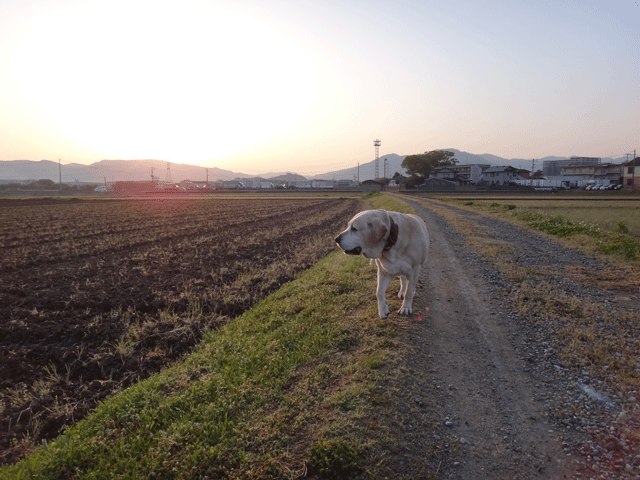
383, 217, 398, 251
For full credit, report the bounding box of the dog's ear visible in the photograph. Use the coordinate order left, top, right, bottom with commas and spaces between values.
368, 218, 388, 246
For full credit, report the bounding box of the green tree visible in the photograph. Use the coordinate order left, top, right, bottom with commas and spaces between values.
401, 150, 457, 182
30, 179, 57, 190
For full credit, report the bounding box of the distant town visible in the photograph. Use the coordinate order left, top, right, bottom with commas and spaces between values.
424, 156, 639, 192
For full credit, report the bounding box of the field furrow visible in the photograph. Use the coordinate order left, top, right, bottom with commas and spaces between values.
0, 195, 363, 464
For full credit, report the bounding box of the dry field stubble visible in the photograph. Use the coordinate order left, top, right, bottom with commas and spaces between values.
0, 195, 363, 464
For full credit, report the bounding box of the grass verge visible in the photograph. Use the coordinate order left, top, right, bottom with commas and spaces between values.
2, 253, 384, 479
441, 196, 640, 265
2, 193, 420, 480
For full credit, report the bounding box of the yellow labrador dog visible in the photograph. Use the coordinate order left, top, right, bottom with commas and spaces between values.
335, 209, 429, 319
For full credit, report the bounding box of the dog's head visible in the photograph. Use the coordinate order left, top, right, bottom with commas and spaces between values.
334, 209, 390, 259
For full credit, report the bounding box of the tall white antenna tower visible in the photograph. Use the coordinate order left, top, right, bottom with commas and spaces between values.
165, 161, 173, 183
374, 139, 381, 179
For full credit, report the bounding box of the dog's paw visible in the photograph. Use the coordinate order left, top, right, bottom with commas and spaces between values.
398, 305, 412, 316
378, 302, 390, 319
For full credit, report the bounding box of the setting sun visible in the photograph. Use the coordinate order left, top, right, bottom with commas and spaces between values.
12, 0, 318, 164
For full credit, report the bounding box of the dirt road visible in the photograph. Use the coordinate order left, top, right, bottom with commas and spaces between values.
376, 197, 635, 479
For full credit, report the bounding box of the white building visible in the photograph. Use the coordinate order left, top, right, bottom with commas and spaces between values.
481, 166, 523, 185
430, 164, 490, 184
311, 180, 334, 189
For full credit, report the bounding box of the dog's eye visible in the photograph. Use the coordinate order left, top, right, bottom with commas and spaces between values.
351, 226, 357, 232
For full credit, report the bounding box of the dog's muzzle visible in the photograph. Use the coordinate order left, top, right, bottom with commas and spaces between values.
335, 234, 361, 256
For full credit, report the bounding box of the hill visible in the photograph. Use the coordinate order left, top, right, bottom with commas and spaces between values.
0, 152, 628, 184
266, 172, 308, 182
309, 153, 408, 182
0, 159, 251, 184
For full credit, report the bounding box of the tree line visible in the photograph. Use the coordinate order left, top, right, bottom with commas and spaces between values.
401, 150, 458, 187
0, 179, 98, 192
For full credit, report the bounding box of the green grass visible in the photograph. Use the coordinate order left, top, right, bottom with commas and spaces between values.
365, 191, 414, 214
512, 210, 640, 260
444, 196, 640, 263
454, 196, 640, 235
3, 193, 415, 480
512, 210, 603, 237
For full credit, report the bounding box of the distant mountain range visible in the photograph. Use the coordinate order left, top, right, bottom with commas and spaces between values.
0, 150, 627, 184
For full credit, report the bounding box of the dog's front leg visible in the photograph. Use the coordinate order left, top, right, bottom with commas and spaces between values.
376, 267, 392, 319
398, 268, 420, 315
398, 275, 408, 300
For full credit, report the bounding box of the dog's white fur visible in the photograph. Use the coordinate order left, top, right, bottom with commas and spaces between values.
335, 209, 429, 319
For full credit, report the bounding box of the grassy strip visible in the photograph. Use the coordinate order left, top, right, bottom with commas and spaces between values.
2, 193, 416, 480
511, 209, 640, 260
2, 253, 382, 479
363, 190, 415, 214
443, 197, 640, 264
446, 195, 640, 234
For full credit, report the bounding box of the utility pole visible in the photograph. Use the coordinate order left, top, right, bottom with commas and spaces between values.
58, 159, 62, 189
206, 168, 209, 183
374, 139, 381, 179
531, 159, 535, 186
633, 150, 637, 192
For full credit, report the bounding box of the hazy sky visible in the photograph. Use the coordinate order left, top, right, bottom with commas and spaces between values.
1, 0, 638, 175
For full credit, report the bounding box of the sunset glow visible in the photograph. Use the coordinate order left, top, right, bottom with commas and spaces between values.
1, 0, 638, 175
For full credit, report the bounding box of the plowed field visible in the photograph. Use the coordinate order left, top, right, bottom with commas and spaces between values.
0, 195, 362, 464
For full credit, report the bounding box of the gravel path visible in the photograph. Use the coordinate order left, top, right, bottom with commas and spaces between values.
377, 197, 639, 479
